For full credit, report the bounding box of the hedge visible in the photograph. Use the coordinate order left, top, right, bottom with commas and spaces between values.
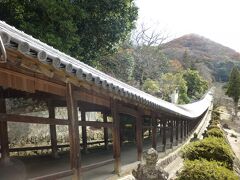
207, 124, 219, 130
204, 128, 225, 138
182, 137, 234, 169
177, 159, 238, 180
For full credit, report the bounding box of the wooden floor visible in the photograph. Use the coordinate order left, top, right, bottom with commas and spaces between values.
0, 136, 176, 180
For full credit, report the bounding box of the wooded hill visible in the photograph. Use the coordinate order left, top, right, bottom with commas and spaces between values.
162, 34, 240, 82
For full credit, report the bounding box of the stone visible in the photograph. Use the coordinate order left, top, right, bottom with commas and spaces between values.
132, 148, 169, 180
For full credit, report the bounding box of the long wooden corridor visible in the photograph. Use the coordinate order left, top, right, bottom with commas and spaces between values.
0, 21, 213, 180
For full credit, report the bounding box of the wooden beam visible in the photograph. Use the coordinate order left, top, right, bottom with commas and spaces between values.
118, 105, 138, 117
136, 111, 143, 161
81, 111, 87, 153
7, 140, 112, 152
78, 121, 113, 128
0, 97, 9, 163
0, 67, 66, 97
73, 90, 110, 108
66, 83, 81, 180
0, 113, 69, 125
111, 99, 121, 175
103, 113, 109, 150
48, 101, 58, 158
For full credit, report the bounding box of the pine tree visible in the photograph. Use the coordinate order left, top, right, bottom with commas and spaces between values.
226, 66, 240, 119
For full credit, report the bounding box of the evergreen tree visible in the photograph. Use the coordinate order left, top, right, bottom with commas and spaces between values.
0, 0, 138, 66
226, 66, 240, 119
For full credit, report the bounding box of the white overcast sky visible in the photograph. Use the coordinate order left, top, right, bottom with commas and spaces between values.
135, 0, 240, 52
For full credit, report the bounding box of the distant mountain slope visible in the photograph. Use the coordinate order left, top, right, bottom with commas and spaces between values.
162, 34, 240, 82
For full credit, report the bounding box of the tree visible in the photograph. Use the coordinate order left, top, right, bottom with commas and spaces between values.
130, 23, 170, 88
159, 73, 189, 104
142, 79, 160, 95
97, 44, 135, 82
183, 69, 208, 100
226, 66, 240, 119
0, 0, 138, 65
132, 46, 169, 88
182, 50, 196, 70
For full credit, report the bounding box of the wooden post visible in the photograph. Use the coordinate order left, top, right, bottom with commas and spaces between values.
184, 120, 187, 138
170, 120, 174, 147
0, 97, 9, 163
151, 118, 157, 150
162, 120, 166, 151
187, 120, 190, 135
81, 110, 87, 153
111, 100, 121, 174
180, 119, 183, 142
103, 113, 109, 150
136, 112, 143, 161
176, 120, 179, 145
66, 83, 81, 180
48, 101, 58, 158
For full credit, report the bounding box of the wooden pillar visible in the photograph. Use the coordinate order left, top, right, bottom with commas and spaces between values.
176, 120, 179, 145
184, 120, 187, 138
162, 120, 166, 151
170, 120, 174, 147
136, 112, 143, 161
103, 113, 109, 150
66, 83, 81, 180
0, 97, 9, 163
180, 119, 184, 141
151, 118, 157, 150
48, 101, 58, 158
81, 110, 87, 153
111, 100, 121, 174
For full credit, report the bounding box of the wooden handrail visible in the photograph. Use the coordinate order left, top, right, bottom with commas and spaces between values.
79, 121, 113, 128
7, 140, 112, 152
0, 113, 69, 125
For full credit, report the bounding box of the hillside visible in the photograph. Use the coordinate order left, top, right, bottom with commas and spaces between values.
162, 34, 240, 82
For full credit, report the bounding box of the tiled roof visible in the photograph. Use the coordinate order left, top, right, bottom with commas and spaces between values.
0, 21, 213, 119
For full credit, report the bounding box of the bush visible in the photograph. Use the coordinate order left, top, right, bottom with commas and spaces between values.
190, 133, 199, 142
177, 159, 238, 180
212, 111, 220, 120
204, 128, 225, 138
207, 124, 219, 130
209, 119, 220, 125
182, 137, 234, 169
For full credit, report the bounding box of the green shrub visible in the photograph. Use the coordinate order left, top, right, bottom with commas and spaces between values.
177, 159, 238, 180
204, 128, 225, 138
190, 133, 199, 142
207, 124, 219, 130
182, 137, 234, 169
209, 119, 220, 125
212, 111, 220, 119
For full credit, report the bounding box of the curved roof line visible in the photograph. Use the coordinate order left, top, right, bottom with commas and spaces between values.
0, 21, 213, 119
